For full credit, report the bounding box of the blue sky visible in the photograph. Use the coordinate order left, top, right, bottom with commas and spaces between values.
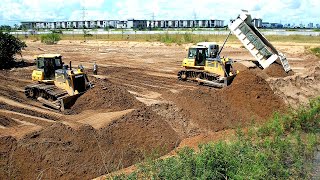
0, 0, 319, 25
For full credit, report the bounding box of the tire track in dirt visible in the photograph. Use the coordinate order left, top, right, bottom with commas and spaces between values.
0, 96, 62, 120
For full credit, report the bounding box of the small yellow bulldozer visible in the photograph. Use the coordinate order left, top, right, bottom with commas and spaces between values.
178, 11, 292, 88
25, 54, 93, 111
178, 34, 238, 88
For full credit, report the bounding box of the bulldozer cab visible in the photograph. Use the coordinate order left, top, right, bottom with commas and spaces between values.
55, 68, 89, 96
188, 46, 208, 66
196, 42, 219, 58
36, 54, 63, 80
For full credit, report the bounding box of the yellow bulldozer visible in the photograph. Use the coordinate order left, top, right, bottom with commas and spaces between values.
178, 11, 291, 88
25, 54, 92, 111
178, 33, 238, 88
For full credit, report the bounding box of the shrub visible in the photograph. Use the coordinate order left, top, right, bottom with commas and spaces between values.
40, 33, 61, 44
310, 47, 320, 58
0, 31, 27, 69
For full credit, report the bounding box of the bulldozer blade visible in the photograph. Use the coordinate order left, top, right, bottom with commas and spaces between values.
37, 97, 61, 110
59, 94, 81, 111
195, 78, 227, 88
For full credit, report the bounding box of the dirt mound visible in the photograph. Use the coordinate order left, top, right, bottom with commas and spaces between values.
100, 106, 181, 164
0, 115, 21, 127
263, 62, 294, 78
167, 70, 285, 132
68, 79, 143, 114
150, 103, 200, 137
0, 107, 180, 179
223, 70, 286, 119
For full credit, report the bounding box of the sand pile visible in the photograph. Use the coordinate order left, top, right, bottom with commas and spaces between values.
223, 70, 285, 119
167, 70, 285, 132
263, 62, 294, 78
100, 106, 181, 165
69, 79, 143, 114
0, 106, 181, 179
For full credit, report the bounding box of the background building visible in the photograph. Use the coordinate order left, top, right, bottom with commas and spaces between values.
253, 18, 262, 28
20, 19, 225, 30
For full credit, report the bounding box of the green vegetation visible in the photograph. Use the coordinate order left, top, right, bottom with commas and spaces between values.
19, 33, 320, 44
286, 29, 298, 32
40, 33, 61, 45
0, 31, 27, 69
0, 25, 12, 32
310, 47, 320, 57
113, 98, 320, 179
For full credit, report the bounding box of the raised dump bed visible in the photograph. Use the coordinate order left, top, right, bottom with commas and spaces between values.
229, 12, 291, 72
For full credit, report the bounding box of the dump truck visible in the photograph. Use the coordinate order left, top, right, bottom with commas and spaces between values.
25, 54, 92, 111
229, 11, 291, 72
177, 11, 291, 88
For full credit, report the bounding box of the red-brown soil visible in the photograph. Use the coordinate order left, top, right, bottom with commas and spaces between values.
0, 107, 180, 179
0, 41, 319, 179
0, 115, 20, 127
166, 70, 286, 132
68, 79, 143, 114
264, 62, 294, 78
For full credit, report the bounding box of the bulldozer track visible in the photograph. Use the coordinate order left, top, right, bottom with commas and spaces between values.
25, 84, 68, 100
177, 69, 222, 85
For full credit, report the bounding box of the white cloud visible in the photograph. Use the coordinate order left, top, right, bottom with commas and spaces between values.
80, 0, 106, 8
0, 0, 319, 25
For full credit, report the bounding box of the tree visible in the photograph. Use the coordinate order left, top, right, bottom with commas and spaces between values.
0, 25, 12, 32
0, 31, 27, 69
13, 24, 19, 30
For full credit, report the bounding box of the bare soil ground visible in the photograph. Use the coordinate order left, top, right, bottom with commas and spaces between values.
0, 40, 319, 179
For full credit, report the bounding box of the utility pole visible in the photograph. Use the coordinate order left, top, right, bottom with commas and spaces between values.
192, 9, 197, 30
151, 12, 155, 30
82, 8, 86, 22
82, 7, 87, 41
